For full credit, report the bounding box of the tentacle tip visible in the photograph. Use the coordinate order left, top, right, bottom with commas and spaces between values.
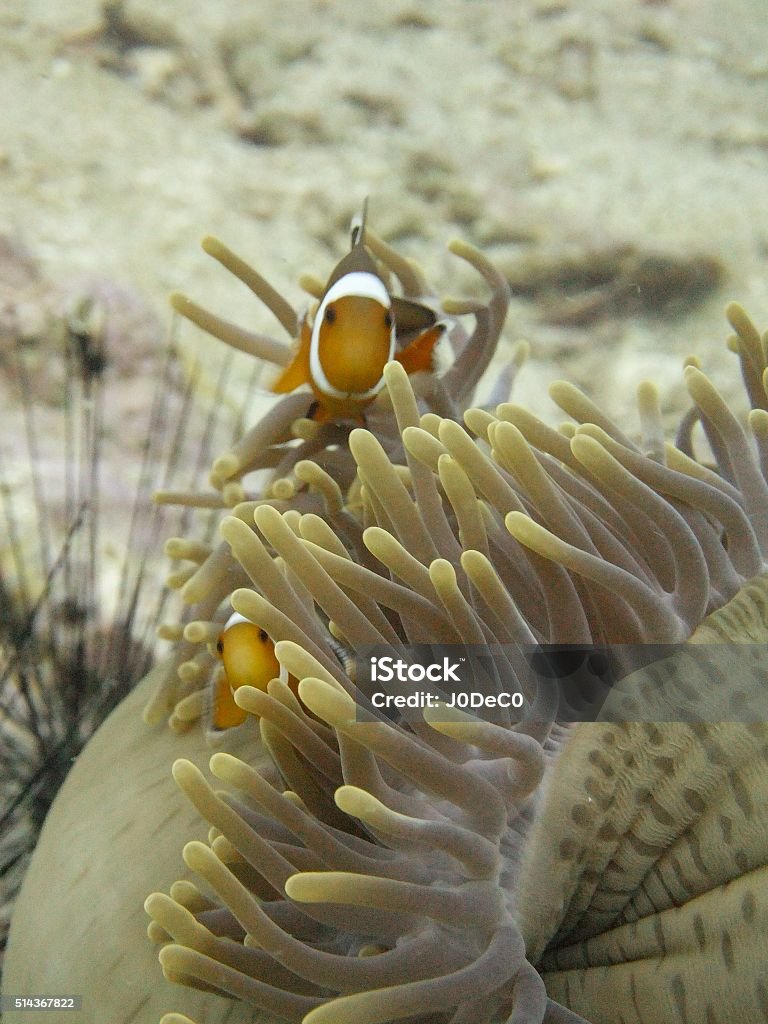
171, 759, 206, 792
231, 586, 257, 609
383, 359, 408, 381
283, 873, 306, 901
181, 839, 211, 870
253, 502, 281, 528
724, 299, 746, 323
208, 751, 235, 775
157, 944, 179, 967
201, 234, 222, 255
143, 892, 165, 915
218, 513, 240, 538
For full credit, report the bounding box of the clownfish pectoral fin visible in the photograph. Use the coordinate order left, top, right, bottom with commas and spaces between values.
208, 668, 249, 732
307, 400, 332, 424
390, 296, 437, 335
271, 319, 312, 394
395, 322, 447, 376
307, 400, 365, 426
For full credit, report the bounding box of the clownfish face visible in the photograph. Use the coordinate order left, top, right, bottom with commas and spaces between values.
208, 611, 281, 731
271, 207, 444, 423
309, 270, 395, 401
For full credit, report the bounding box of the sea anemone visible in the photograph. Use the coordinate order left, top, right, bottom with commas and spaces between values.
141, 330, 768, 1023
4, 227, 768, 1024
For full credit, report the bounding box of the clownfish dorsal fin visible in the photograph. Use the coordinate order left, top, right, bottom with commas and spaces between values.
350, 197, 368, 249
323, 200, 382, 291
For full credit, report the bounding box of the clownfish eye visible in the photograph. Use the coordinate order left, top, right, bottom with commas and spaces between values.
384, 310, 394, 328
324, 304, 337, 325
259, 629, 268, 642
216, 638, 224, 654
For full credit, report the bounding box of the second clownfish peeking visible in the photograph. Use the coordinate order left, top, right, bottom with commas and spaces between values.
209, 612, 287, 732
210, 612, 352, 734
272, 203, 446, 423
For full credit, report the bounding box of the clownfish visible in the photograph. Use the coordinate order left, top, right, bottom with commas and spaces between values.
272, 204, 446, 423
209, 611, 283, 731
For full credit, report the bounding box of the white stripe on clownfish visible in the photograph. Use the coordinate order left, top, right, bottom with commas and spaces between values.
223, 611, 250, 630
308, 270, 395, 401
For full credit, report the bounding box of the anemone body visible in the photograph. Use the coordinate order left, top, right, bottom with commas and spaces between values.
3, 664, 265, 1024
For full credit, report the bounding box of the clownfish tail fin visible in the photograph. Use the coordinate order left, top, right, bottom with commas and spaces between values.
350, 197, 369, 249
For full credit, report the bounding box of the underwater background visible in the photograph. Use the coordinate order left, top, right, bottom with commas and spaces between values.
2, 0, 768, 1020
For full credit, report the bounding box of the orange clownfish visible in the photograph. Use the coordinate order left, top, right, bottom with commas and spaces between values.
209, 611, 283, 731
272, 207, 445, 423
